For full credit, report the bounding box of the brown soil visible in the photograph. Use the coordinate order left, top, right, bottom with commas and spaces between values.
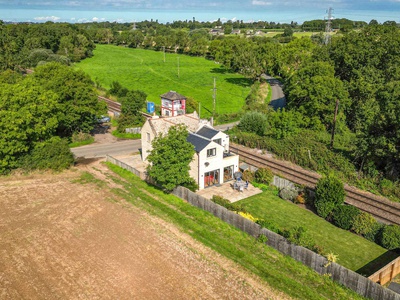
0, 162, 290, 300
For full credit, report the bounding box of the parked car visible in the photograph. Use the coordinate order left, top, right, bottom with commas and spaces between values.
97, 115, 111, 123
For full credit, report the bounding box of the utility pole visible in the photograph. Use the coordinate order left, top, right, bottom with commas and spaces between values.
325, 7, 334, 45
212, 77, 217, 118
177, 57, 180, 78
330, 99, 339, 149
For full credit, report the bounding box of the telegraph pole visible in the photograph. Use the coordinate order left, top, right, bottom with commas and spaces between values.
325, 7, 334, 45
212, 77, 217, 118
163, 46, 166, 63
177, 57, 180, 78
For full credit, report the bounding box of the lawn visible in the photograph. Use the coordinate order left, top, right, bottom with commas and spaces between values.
104, 163, 364, 300
237, 189, 395, 274
75, 44, 252, 118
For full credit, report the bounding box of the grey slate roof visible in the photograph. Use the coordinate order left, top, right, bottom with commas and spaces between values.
187, 133, 211, 153
196, 126, 219, 139
160, 91, 186, 101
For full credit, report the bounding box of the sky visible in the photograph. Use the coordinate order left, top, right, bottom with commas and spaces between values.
1, 0, 399, 24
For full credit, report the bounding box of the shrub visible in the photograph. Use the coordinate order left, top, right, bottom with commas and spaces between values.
314, 174, 345, 219
242, 170, 255, 182
352, 212, 378, 236
20, 137, 74, 172
210, 195, 246, 213
238, 111, 268, 136
255, 167, 273, 185
238, 211, 257, 222
364, 223, 384, 243
71, 131, 92, 143
379, 225, 400, 250
295, 192, 306, 204
282, 226, 315, 249
332, 205, 360, 230
256, 219, 281, 234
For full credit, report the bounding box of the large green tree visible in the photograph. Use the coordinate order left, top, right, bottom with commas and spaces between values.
0, 79, 59, 173
147, 125, 195, 191
31, 62, 106, 137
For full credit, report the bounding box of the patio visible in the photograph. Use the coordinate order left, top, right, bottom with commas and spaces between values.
196, 180, 262, 203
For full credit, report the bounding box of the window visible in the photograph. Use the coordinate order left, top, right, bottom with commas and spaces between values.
147, 132, 150, 142
207, 148, 216, 157
213, 138, 221, 145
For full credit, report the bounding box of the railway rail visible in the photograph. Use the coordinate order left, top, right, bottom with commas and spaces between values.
98, 96, 121, 113
230, 143, 400, 226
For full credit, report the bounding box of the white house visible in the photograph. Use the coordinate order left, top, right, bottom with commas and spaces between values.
140, 108, 239, 190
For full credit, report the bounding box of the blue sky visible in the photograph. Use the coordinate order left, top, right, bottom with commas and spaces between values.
1, 0, 399, 23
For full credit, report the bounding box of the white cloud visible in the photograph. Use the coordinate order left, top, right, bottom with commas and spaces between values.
34, 15, 61, 21
252, 0, 272, 5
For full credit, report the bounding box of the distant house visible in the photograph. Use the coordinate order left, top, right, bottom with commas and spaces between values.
210, 28, 224, 36
141, 91, 239, 190
232, 29, 241, 35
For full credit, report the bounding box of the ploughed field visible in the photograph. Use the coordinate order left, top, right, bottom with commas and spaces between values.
0, 163, 285, 299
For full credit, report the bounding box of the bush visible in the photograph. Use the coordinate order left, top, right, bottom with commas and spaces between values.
242, 170, 255, 182
332, 205, 360, 230
294, 192, 306, 204
238, 111, 268, 136
210, 195, 246, 213
352, 212, 378, 236
379, 225, 400, 250
19, 137, 74, 172
314, 174, 345, 219
364, 223, 384, 243
282, 226, 315, 249
255, 167, 273, 185
256, 219, 281, 234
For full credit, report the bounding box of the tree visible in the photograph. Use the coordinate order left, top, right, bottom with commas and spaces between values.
0, 79, 59, 173
147, 125, 196, 191
314, 174, 345, 219
31, 62, 106, 137
117, 90, 147, 132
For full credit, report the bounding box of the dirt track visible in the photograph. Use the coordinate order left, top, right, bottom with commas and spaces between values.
0, 163, 289, 299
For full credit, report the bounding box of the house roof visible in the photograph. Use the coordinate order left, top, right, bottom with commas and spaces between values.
196, 125, 220, 140
160, 91, 186, 101
187, 133, 212, 153
147, 113, 201, 136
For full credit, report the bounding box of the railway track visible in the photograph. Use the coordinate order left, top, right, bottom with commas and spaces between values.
230, 143, 400, 226
98, 96, 121, 113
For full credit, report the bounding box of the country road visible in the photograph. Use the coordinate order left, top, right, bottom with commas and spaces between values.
215, 75, 286, 131
71, 139, 141, 158
262, 74, 286, 110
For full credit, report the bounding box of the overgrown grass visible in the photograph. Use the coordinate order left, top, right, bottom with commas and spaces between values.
69, 137, 95, 148
237, 189, 394, 273
111, 130, 141, 140
75, 45, 252, 118
102, 163, 364, 299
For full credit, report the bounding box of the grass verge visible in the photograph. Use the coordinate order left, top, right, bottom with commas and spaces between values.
69, 137, 95, 148
103, 162, 365, 300
237, 188, 394, 273
111, 130, 141, 139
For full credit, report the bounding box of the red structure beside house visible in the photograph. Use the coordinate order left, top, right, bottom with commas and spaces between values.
160, 91, 186, 117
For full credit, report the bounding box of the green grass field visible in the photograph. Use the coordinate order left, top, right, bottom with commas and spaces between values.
75, 44, 252, 118
238, 190, 396, 273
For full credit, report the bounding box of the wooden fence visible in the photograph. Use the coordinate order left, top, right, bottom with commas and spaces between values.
369, 256, 400, 286
172, 186, 400, 300
106, 156, 400, 300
